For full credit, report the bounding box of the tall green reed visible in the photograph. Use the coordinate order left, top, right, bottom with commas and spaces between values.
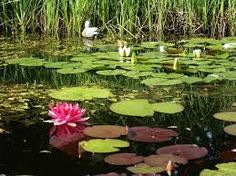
0, 0, 235, 39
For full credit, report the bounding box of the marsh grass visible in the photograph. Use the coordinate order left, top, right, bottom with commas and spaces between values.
0, 0, 235, 38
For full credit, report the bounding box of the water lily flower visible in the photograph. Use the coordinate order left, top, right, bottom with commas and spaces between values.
159, 45, 166, 52
223, 43, 236, 49
118, 40, 131, 57
82, 20, 99, 38
46, 102, 89, 136
193, 49, 201, 58
173, 58, 181, 70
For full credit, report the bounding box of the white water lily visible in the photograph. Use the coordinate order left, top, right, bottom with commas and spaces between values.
193, 49, 201, 58
82, 20, 99, 38
223, 43, 236, 49
159, 45, 166, 52
118, 45, 131, 57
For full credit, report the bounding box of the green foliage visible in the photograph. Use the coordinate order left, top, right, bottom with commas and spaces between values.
0, 0, 235, 38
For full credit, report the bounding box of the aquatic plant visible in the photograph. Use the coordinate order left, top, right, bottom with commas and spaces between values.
47, 102, 89, 136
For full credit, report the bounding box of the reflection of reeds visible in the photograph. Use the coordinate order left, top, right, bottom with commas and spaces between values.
0, 0, 235, 38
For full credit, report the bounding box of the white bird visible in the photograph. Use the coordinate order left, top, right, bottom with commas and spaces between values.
82, 20, 99, 38
223, 43, 236, 49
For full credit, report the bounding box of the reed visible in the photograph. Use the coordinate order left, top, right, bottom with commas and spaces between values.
0, 0, 235, 39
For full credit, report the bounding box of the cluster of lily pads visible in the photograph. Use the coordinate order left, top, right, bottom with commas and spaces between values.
51, 124, 208, 175
3, 37, 236, 88
213, 102, 236, 136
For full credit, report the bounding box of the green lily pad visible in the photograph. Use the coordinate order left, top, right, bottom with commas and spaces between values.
141, 78, 183, 86
152, 102, 184, 114
127, 163, 164, 174
140, 42, 159, 49
80, 139, 129, 153
110, 99, 184, 117
96, 69, 127, 76
44, 62, 70, 69
224, 124, 236, 136
49, 86, 114, 101
123, 71, 153, 79
110, 99, 154, 117
181, 76, 204, 84
200, 162, 236, 176
213, 112, 236, 122
6, 57, 45, 67
56, 68, 88, 74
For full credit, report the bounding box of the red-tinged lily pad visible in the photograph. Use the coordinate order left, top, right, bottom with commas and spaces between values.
49, 132, 86, 155
128, 126, 178, 143
156, 144, 208, 160
127, 163, 164, 174
224, 124, 236, 136
84, 125, 128, 138
143, 154, 188, 168
104, 153, 143, 165
95, 173, 127, 176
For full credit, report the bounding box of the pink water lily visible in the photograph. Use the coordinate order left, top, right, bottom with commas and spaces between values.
47, 102, 89, 136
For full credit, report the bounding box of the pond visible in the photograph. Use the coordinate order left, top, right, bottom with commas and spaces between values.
0, 36, 236, 176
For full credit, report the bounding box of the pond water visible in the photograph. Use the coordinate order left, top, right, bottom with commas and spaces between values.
0, 36, 236, 176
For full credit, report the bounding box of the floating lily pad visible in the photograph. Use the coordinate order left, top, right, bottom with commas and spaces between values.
104, 153, 143, 165
156, 144, 208, 160
44, 62, 70, 69
6, 57, 44, 67
213, 112, 236, 122
140, 42, 159, 49
56, 68, 88, 74
96, 69, 127, 76
110, 99, 154, 117
141, 78, 183, 86
49, 87, 114, 101
224, 124, 236, 136
128, 127, 178, 143
151, 102, 184, 114
80, 139, 129, 153
127, 163, 164, 174
200, 162, 236, 176
110, 99, 184, 117
181, 76, 204, 84
84, 125, 128, 138
144, 154, 188, 167
123, 71, 153, 79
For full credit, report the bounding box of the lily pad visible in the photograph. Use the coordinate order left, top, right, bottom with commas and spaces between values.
80, 139, 129, 153
127, 163, 164, 174
151, 102, 184, 114
49, 86, 114, 101
200, 162, 236, 176
128, 127, 178, 143
56, 68, 88, 74
156, 144, 208, 160
110, 99, 154, 117
213, 112, 236, 122
143, 154, 188, 167
44, 62, 70, 69
181, 76, 204, 84
224, 124, 236, 136
104, 153, 143, 165
96, 69, 127, 76
84, 125, 128, 138
141, 78, 183, 86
